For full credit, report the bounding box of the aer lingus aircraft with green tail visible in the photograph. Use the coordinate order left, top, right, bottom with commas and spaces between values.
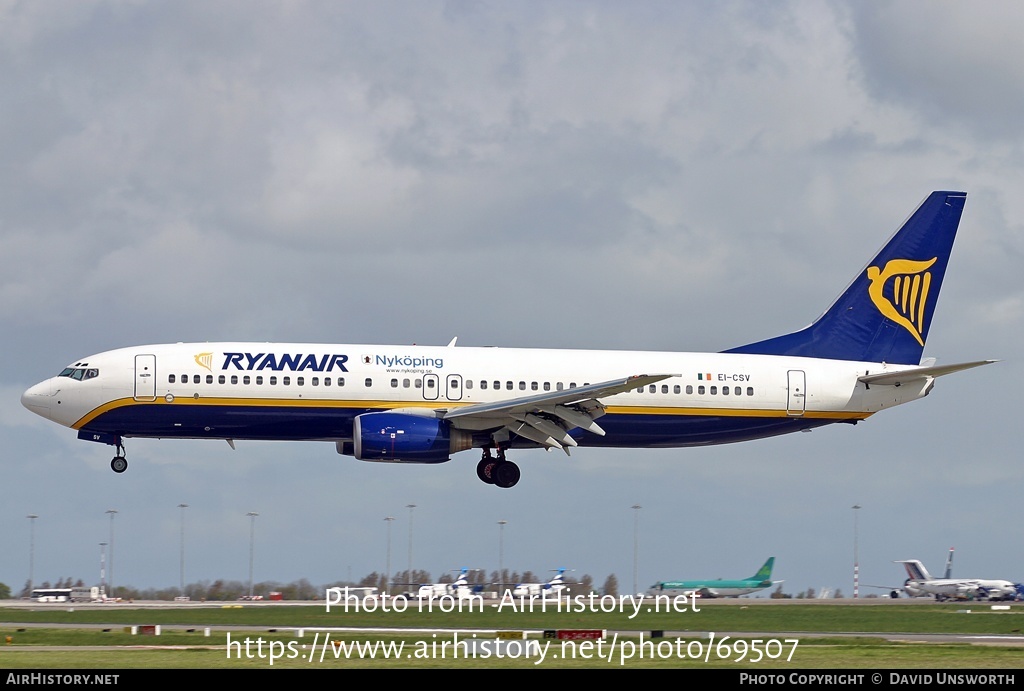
647, 557, 780, 598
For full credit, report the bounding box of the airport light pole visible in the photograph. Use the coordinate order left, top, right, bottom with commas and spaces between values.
406, 504, 416, 582
497, 520, 508, 593
852, 504, 861, 599
384, 516, 395, 593
247, 512, 259, 598
99, 542, 107, 598
27, 514, 38, 596
178, 504, 189, 596
105, 509, 118, 599
631, 505, 642, 595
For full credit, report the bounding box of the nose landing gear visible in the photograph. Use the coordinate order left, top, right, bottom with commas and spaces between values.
110, 442, 128, 473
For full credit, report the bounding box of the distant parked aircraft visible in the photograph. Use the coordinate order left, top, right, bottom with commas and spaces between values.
510, 568, 570, 598
397, 568, 482, 600
647, 557, 781, 598
895, 557, 1019, 601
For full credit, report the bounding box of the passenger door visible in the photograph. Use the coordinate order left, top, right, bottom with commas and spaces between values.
134, 354, 157, 401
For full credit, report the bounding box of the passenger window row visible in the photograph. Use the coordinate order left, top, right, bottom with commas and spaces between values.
168, 374, 348, 387
166, 374, 753, 397
637, 384, 755, 396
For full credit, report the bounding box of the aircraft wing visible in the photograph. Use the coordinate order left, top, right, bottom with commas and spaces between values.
441, 374, 678, 454
858, 360, 996, 387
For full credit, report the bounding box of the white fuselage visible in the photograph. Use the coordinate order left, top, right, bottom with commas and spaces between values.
511, 581, 566, 598
415, 582, 477, 600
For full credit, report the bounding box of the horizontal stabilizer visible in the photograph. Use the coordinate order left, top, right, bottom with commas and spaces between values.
858, 360, 996, 386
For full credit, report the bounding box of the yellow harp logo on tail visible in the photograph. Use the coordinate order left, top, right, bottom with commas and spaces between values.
194, 352, 214, 372
866, 257, 937, 346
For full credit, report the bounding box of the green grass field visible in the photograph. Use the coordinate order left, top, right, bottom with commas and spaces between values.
2, 600, 1023, 669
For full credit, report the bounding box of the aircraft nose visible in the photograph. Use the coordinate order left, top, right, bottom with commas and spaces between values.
21, 380, 53, 420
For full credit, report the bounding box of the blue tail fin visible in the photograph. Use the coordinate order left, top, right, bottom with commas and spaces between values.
724, 191, 967, 365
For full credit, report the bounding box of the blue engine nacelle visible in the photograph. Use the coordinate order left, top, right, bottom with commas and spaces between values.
353, 411, 471, 463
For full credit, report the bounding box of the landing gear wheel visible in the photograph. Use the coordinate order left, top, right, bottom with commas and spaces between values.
111, 456, 128, 473
493, 461, 521, 489
477, 458, 497, 484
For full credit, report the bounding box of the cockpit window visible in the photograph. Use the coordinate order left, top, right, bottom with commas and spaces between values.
58, 367, 99, 380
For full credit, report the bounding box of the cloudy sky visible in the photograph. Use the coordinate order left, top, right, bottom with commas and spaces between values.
3, 1, 1023, 601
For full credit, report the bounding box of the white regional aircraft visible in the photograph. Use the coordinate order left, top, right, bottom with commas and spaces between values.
22, 191, 994, 489
401, 568, 482, 601
511, 569, 570, 598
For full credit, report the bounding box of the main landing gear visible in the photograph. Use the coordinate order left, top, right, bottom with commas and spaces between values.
477, 447, 520, 489
110, 442, 128, 474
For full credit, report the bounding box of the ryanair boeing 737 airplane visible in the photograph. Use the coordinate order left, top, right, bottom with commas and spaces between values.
21, 191, 993, 488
